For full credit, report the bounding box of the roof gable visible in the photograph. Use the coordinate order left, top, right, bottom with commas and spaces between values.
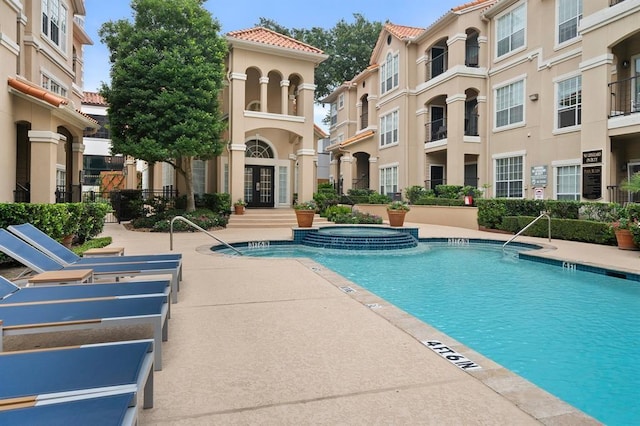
227, 27, 324, 55
369, 23, 425, 65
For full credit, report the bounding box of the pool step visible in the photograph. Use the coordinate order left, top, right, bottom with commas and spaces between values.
302, 230, 418, 250
227, 208, 330, 228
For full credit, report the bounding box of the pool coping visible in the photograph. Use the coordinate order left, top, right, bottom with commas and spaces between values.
209, 237, 607, 424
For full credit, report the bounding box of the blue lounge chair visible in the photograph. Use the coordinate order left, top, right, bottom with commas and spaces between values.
0, 294, 169, 370
0, 390, 138, 426
8, 223, 182, 273
0, 339, 154, 424
0, 230, 181, 303
0, 275, 170, 305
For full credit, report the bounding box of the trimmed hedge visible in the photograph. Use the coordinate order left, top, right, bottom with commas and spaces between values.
501, 216, 616, 246
0, 202, 109, 264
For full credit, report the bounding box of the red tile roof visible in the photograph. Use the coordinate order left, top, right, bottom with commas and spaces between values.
7, 78, 68, 107
82, 91, 107, 106
227, 27, 324, 55
384, 23, 425, 40
453, 0, 497, 12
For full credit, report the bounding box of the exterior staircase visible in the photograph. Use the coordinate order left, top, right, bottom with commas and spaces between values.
226, 208, 330, 229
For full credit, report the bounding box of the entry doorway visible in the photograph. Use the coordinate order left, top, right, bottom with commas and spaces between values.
429, 165, 445, 190
244, 165, 274, 208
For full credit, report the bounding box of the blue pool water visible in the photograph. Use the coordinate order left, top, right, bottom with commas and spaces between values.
231, 243, 640, 425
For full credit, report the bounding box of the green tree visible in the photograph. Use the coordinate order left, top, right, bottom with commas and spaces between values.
258, 14, 383, 100
100, 0, 227, 212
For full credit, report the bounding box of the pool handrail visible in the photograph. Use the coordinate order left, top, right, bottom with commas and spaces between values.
169, 216, 243, 255
502, 211, 551, 248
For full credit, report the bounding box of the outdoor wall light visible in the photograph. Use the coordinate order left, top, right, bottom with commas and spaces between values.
529, 93, 539, 101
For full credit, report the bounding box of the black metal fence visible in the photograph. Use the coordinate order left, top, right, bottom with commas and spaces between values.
609, 75, 640, 117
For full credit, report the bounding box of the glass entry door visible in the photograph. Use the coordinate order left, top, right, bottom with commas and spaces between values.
244, 166, 274, 208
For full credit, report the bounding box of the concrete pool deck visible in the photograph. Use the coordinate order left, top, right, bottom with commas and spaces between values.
97, 221, 636, 425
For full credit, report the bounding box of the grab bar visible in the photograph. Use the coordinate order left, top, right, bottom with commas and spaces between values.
170, 216, 243, 255
503, 211, 551, 248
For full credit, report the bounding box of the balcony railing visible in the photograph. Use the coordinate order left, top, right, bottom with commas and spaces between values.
608, 75, 640, 117
607, 185, 640, 204
610, 0, 626, 6
425, 51, 448, 81
465, 113, 479, 136
465, 44, 480, 68
425, 118, 447, 143
360, 110, 368, 130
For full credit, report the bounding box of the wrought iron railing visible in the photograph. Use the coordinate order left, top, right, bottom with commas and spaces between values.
425, 118, 447, 143
360, 110, 368, 130
465, 113, 479, 136
352, 177, 369, 190
425, 51, 448, 81
609, 75, 640, 117
607, 185, 640, 204
610, 0, 626, 6
465, 44, 480, 67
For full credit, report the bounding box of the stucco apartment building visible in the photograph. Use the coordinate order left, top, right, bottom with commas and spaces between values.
2, 0, 327, 208
324, 0, 640, 203
1, 0, 97, 204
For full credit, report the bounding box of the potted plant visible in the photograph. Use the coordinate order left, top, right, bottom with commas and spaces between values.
610, 206, 638, 250
387, 200, 410, 227
294, 200, 317, 227
233, 199, 246, 215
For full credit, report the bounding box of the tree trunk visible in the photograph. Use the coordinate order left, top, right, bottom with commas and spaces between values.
181, 157, 196, 212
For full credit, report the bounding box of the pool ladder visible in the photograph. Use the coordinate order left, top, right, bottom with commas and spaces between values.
169, 216, 243, 255
502, 211, 551, 248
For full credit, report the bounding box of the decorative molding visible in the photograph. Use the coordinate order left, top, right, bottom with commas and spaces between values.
4, 0, 22, 13
446, 94, 467, 104
229, 72, 247, 81
28, 131, 64, 144
0, 32, 20, 56
297, 148, 316, 156
229, 144, 247, 151
259, 76, 269, 84
298, 83, 317, 91
280, 79, 290, 87
447, 33, 467, 45
579, 54, 614, 73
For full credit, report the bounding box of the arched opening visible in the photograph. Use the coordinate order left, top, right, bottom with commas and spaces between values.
244, 138, 275, 208
465, 29, 480, 67
267, 70, 282, 114
426, 38, 448, 81
360, 94, 369, 129
288, 74, 302, 116
425, 95, 448, 143
244, 67, 261, 110
353, 152, 370, 189
15, 121, 31, 202
465, 88, 480, 136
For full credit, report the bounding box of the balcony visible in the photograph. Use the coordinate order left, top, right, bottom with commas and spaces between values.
465, 44, 480, 68
609, 75, 640, 117
610, 0, 626, 6
425, 51, 448, 81
464, 113, 479, 136
425, 118, 447, 143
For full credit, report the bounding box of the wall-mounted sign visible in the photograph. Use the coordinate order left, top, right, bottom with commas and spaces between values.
534, 187, 544, 200
582, 166, 602, 199
583, 150, 602, 164
531, 165, 547, 186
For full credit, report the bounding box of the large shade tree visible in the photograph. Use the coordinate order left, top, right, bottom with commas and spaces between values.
100, 0, 227, 212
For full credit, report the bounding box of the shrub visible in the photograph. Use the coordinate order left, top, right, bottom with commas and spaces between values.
324, 205, 353, 221
368, 193, 392, 204
313, 184, 339, 212
405, 185, 428, 204
501, 216, 616, 246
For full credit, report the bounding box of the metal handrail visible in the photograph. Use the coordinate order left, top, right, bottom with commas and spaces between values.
170, 216, 243, 255
502, 211, 551, 248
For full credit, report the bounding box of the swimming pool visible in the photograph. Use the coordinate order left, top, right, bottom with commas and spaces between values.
217, 241, 640, 425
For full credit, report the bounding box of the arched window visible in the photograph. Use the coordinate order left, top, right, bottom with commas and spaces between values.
245, 140, 274, 158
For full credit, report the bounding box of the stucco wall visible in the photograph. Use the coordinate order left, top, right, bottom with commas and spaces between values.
354, 204, 479, 230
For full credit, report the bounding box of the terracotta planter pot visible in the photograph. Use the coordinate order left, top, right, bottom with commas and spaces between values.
614, 229, 638, 250
234, 205, 245, 215
61, 234, 74, 248
387, 210, 407, 227
295, 210, 315, 227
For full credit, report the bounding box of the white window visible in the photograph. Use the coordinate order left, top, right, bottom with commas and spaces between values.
380, 110, 399, 147
555, 164, 580, 200
192, 159, 205, 195
380, 52, 399, 95
495, 80, 524, 128
162, 162, 175, 187
380, 165, 398, 196
497, 3, 525, 57
56, 167, 66, 188
41, 74, 68, 97
330, 103, 337, 126
495, 156, 523, 198
223, 162, 229, 194
338, 93, 344, 109
558, 0, 582, 44
42, 0, 68, 52
278, 166, 288, 204
557, 76, 581, 129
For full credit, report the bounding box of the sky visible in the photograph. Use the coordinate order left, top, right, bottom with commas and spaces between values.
82, 0, 468, 128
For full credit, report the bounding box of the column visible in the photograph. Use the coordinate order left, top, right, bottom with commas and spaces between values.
125, 156, 137, 189
369, 157, 379, 192
29, 130, 62, 203
72, 140, 84, 201
259, 76, 269, 113
281, 79, 290, 115
230, 144, 246, 204
340, 155, 353, 193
